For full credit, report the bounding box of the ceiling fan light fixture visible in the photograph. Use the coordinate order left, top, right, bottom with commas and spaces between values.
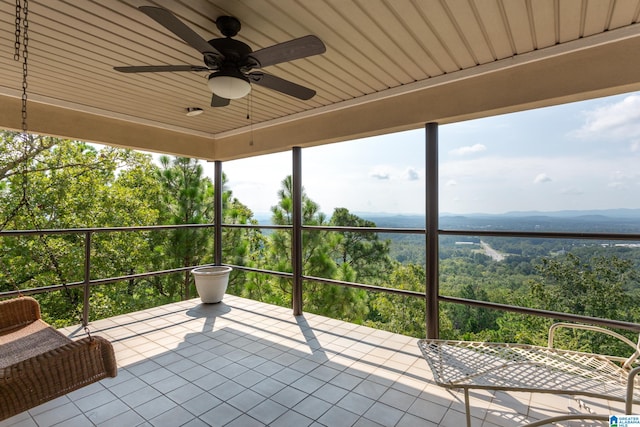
207, 70, 251, 99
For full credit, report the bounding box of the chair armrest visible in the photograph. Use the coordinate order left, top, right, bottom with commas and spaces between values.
625, 366, 640, 414
548, 322, 640, 368
0, 297, 41, 332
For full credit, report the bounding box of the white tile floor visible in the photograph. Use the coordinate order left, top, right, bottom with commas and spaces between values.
0, 295, 622, 426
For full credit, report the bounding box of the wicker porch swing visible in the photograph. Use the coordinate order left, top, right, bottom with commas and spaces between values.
0, 297, 117, 420
1, 1, 116, 420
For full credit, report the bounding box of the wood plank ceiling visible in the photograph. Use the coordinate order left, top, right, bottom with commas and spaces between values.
1, 0, 640, 160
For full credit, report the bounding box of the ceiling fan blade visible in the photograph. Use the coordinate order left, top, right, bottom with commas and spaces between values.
248, 72, 316, 100
248, 35, 326, 68
139, 6, 222, 57
211, 94, 230, 107
114, 65, 209, 73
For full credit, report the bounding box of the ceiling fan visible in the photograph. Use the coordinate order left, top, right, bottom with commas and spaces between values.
114, 6, 326, 107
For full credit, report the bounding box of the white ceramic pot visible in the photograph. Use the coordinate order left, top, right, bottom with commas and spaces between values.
191, 266, 232, 303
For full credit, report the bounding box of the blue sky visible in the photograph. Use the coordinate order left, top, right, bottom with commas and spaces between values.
212, 91, 640, 216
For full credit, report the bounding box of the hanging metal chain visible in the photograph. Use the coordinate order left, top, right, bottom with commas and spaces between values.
14, 0, 21, 60
21, 0, 29, 134
6, 0, 30, 298
14, 0, 29, 133
84, 326, 94, 342
11, 0, 30, 207
12, 1, 88, 332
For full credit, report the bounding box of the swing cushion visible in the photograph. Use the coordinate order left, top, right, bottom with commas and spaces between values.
0, 297, 117, 421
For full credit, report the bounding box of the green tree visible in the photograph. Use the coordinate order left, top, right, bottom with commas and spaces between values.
446, 283, 499, 337
267, 176, 334, 307
219, 173, 267, 298
0, 132, 56, 223
157, 156, 214, 299
482, 253, 640, 355
0, 136, 161, 325
329, 207, 394, 286
365, 263, 428, 337
0, 133, 134, 230
267, 176, 372, 321
91, 158, 169, 310
529, 253, 638, 354
532, 254, 635, 320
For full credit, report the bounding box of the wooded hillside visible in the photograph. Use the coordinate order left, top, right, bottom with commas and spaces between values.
2, 133, 639, 356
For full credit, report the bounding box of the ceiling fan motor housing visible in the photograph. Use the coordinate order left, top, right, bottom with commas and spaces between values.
207, 37, 254, 67
215, 16, 241, 37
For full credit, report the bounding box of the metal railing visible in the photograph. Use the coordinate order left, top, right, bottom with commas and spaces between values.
2, 222, 640, 332
0, 222, 427, 326
0, 224, 217, 324
438, 228, 640, 332
2, 129, 640, 335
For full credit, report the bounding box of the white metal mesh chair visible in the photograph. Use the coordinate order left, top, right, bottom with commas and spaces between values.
418, 323, 640, 426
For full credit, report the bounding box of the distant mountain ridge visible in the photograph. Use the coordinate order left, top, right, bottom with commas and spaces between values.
254, 209, 640, 233
356, 209, 640, 233
473, 208, 640, 219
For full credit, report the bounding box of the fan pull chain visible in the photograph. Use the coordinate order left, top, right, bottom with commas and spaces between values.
248, 93, 254, 146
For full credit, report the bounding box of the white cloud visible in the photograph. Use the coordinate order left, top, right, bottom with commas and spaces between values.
533, 173, 552, 184
607, 170, 640, 189
368, 165, 422, 181
213, 93, 640, 216
449, 144, 487, 156
405, 168, 420, 181
573, 94, 640, 140
369, 166, 391, 180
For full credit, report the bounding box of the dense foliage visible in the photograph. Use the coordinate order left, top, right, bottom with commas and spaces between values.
1, 133, 639, 357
